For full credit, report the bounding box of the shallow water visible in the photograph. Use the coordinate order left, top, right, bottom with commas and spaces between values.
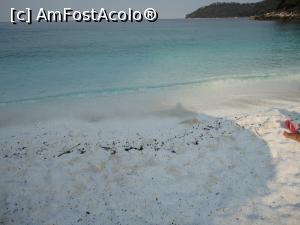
0, 19, 300, 105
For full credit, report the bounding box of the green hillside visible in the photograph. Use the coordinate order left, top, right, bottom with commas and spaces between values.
186, 0, 300, 18
277, 0, 300, 11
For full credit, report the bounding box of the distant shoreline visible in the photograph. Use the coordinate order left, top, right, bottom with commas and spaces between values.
186, 0, 300, 21
250, 11, 300, 21
185, 12, 300, 21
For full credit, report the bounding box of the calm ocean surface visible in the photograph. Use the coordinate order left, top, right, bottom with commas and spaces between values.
0, 19, 300, 105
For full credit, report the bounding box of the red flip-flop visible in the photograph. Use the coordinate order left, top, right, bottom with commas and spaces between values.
284, 120, 298, 134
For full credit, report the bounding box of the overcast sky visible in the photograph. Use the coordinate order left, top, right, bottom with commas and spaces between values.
1, 0, 259, 21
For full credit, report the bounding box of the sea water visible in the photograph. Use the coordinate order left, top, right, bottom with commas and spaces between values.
0, 19, 300, 105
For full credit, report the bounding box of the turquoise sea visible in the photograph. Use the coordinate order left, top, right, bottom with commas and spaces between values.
0, 19, 300, 105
